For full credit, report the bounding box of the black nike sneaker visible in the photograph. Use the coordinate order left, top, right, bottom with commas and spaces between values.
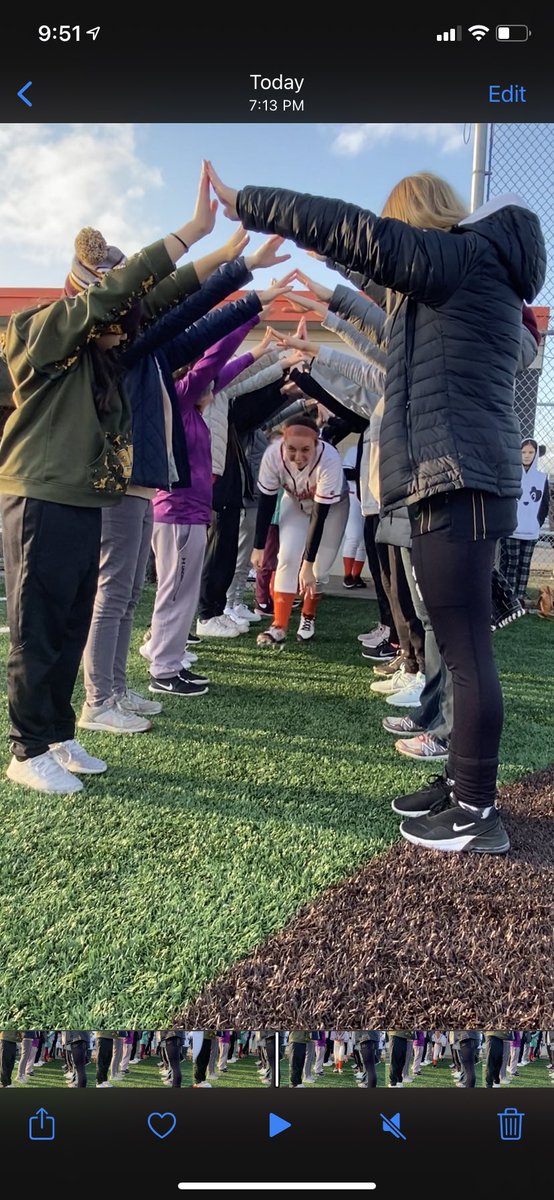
391, 773, 453, 818
400, 805, 510, 854
362, 638, 397, 662
149, 673, 208, 696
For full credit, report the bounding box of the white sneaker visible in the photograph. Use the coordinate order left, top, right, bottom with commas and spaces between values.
128, 1058, 141, 1065
6, 751, 83, 794
96, 1082, 113, 1088
297, 615, 315, 641
222, 609, 249, 633
231, 603, 262, 624
180, 651, 198, 665
49, 739, 108, 774
386, 671, 426, 707
15, 1076, 29, 1085
193, 1081, 212, 1088
370, 666, 408, 695
358, 623, 389, 645
227, 1057, 237, 1064
116, 688, 163, 716
78, 699, 152, 733
303, 1076, 316, 1084
142, 640, 198, 666
196, 616, 240, 638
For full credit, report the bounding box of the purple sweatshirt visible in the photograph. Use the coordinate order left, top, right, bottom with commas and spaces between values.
153, 319, 258, 525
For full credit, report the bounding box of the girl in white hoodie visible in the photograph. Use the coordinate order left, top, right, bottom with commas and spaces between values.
499, 439, 550, 602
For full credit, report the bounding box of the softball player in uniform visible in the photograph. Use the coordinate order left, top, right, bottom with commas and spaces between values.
251, 417, 349, 646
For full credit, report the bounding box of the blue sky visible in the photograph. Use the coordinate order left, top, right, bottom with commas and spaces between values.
0, 122, 474, 286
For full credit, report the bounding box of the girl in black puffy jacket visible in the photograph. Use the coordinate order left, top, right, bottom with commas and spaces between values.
205, 161, 546, 856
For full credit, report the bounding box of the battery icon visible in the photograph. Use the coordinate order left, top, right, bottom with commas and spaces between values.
496, 25, 531, 41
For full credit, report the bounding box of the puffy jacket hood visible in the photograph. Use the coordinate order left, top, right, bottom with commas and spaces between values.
458, 194, 546, 302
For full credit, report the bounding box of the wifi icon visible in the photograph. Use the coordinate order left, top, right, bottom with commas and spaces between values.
468, 24, 490, 40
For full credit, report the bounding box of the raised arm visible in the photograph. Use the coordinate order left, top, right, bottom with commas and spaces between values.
206, 161, 473, 304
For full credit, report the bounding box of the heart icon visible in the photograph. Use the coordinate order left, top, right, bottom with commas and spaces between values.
147, 1111, 177, 1139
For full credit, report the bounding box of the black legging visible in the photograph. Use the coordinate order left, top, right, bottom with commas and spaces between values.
164, 1036, 182, 1088
411, 533, 501, 808
363, 516, 394, 633
360, 1041, 378, 1088
289, 1042, 307, 1087
459, 1038, 477, 1088
376, 543, 424, 671
194, 1037, 212, 1085
96, 1037, 113, 1085
390, 1037, 408, 1086
70, 1039, 88, 1088
485, 1037, 504, 1087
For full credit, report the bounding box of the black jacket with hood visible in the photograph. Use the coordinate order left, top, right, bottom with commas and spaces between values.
236, 186, 546, 513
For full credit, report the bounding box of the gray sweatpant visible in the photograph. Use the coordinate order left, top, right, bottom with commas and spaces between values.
303, 1040, 316, 1080
18, 1038, 36, 1078
226, 506, 257, 609
110, 1036, 124, 1079
84, 495, 153, 706
148, 522, 207, 678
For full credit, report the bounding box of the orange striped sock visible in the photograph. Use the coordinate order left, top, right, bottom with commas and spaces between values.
352, 560, 364, 578
273, 592, 297, 631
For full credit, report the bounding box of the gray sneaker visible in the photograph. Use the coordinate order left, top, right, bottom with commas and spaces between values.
78, 699, 152, 734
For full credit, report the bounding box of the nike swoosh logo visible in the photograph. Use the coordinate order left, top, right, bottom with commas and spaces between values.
452, 822, 475, 832
151, 682, 174, 691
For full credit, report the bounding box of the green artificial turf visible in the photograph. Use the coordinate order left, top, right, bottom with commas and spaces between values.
1, 590, 553, 1025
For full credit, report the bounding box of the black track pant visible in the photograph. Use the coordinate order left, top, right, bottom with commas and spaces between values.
1, 496, 101, 759
360, 1041, 378, 1088
390, 1037, 408, 1086
363, 516, 394, 632
459, 1038, 477, 1088
198, 507, 241, 620
164, 1036, 182, 1087
485, 1037, 504, 1087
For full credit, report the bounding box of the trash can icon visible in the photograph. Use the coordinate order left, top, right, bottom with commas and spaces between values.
498, 1108, 524, 1141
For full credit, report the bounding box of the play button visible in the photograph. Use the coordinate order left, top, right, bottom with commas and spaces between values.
269, 1112, 291, 1138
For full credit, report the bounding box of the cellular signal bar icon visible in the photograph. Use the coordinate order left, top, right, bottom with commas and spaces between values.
437, 26, 462, 41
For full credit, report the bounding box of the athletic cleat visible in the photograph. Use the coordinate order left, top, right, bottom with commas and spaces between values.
257, 625, 286, 649
297, 615, 316, 641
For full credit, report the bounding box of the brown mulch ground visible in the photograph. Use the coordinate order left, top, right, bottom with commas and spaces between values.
180, 769, 554, 1028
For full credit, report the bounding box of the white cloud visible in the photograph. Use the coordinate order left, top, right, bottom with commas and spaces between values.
0, 124, 163, 270
326, 123, 467, 156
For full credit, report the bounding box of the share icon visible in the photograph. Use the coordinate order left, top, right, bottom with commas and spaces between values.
380, 1113, 406, 1141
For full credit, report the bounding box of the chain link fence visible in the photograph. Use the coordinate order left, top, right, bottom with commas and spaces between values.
486, 122, 554, 577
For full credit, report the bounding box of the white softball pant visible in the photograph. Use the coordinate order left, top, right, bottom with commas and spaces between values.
274, 493, 349, 594
343, 485, 366, 561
